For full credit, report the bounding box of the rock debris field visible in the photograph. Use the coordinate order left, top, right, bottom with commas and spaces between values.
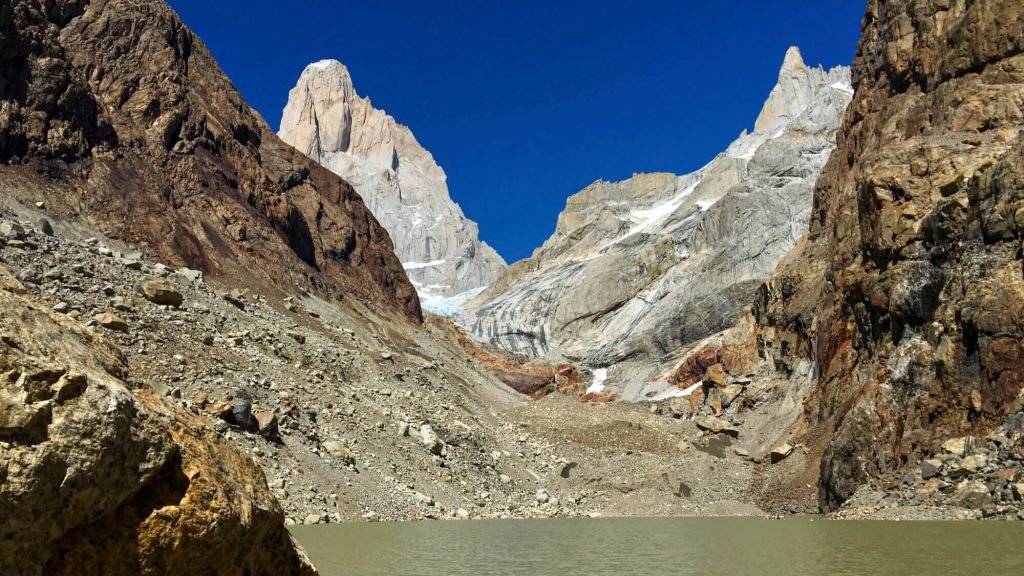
4, 203, 1020, 524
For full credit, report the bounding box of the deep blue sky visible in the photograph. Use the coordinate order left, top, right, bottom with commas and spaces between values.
167, 1, 865, 263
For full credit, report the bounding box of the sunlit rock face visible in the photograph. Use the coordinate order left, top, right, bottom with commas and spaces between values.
461, 47, 851, 388
279, 61, 506, 307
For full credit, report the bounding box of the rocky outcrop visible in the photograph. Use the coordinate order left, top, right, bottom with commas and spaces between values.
461, 48, 851, 390
751, 0, 1024, 511
279, 60, 506, 305
0, 0, 420, 321
0, 267, 316, 576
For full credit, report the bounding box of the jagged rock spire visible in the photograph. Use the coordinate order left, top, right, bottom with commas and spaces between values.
279, 60, 506, 307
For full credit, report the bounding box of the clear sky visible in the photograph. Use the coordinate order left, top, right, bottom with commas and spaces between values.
166, 1, 865, 263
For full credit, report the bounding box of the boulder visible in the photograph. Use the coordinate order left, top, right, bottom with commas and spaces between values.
916, 478, 945, 499
669, 396, 691, 418
954, 481, 992, 510
111, 296, 132, 311
694, 415, 739, 438
137, 276, 184, 307
420, 424, 445, 455
37, 218, 53, 236
175, 267, 204, 285
223, 291, 246, 310
995, 469, 1018, 483
204, 401, 233, 419
703, 364, 727, 387
322, 441, 356, 466
920, 459, 943, 480
770, 443, 794, 464
93, 312, 128, 332
943, 437, 970, 455
192, 391, 209, 407
1, 222, 25, 239
256, 411, 279, 439
230, 390, 257, 432
1013, 483, 1024, 501
959, 454, 987, 474
709, 383, 744, 408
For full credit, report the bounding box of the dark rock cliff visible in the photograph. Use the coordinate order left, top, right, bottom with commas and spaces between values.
0, 0, 421, 321
754, 0, 1024, 510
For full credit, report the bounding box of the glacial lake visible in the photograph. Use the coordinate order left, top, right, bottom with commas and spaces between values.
291, 517, 1024, 575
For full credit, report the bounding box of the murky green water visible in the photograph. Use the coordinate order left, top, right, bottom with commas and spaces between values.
292, 517, 1024, 575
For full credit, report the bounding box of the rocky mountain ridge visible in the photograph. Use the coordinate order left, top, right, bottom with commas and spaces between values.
279, 60, 506, 309
4, 5, 1022, 574
461, 47, 851, 396
0, 6, 818, 573
0, 0, 420, 321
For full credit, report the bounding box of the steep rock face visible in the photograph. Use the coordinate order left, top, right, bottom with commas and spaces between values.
461, 48, 851, 389
753, 0, 1024, 511
279, 60, 506, 305
0, 0, 420, 321
0, 267, 316, 576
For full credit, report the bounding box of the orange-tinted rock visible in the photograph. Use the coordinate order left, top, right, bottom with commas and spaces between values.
718, 308, 760, 374
669, 345, 721, 388
709, 384, 745, 409
434, 317, 585, 398
996, 469, 1018, 483
94, 312, 129, 332
204, 402, 233, 419
703, 364, 727, 387
256, 411, 280, 439
689, 388, 706, 416
554, 364, 584, 395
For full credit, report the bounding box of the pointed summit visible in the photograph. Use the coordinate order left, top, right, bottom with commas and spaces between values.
280, 60, 356, 156
279, 59, 507, 304
754, 46, 822, 134
303, 59, 355, 92
781, 46, 807, 74
307, 58, 345, 71
459, 46, 851, 373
